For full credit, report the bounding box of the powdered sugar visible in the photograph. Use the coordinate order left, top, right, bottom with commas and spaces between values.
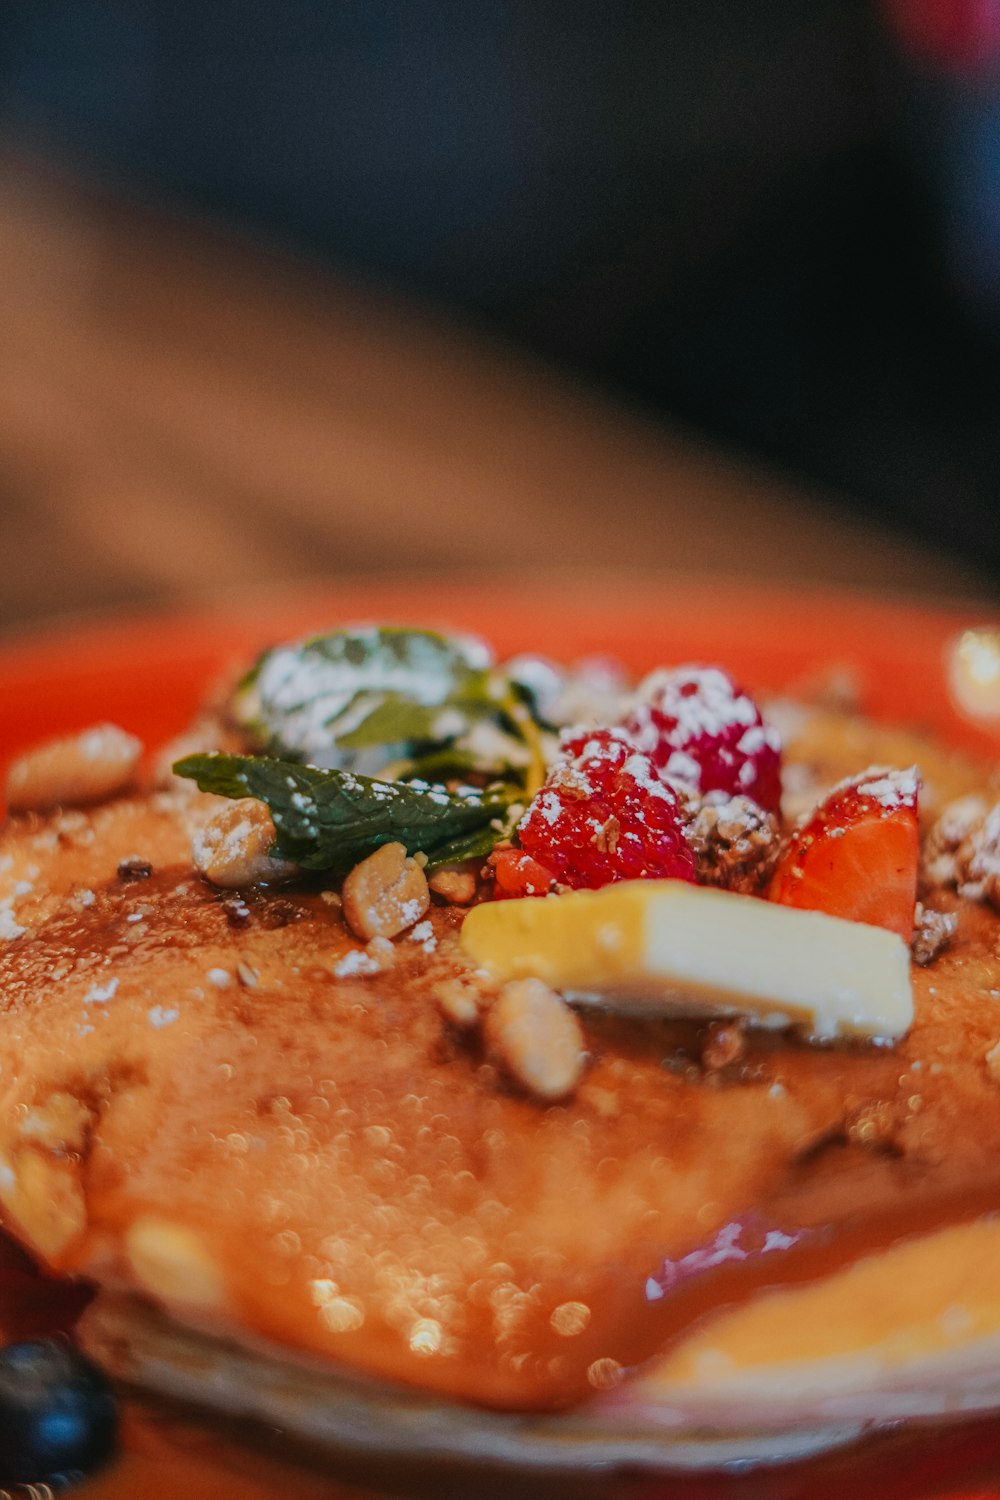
856, 767, 920, 809
333, 947, 382, 978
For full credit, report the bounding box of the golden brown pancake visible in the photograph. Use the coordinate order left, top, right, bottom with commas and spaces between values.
1, 706, 999, 1468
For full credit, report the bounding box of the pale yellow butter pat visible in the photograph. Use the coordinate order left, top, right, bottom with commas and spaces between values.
460, 880, 913, 1041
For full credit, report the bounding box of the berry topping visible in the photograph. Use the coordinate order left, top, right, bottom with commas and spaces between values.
518, 730, 696, 890
623, 666, 782, 812
0, 1338, 118, 1486
489, 846, 557, 899
768, 766, 920, 940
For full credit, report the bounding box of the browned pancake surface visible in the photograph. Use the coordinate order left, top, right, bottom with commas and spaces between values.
0, 723, 999, 1412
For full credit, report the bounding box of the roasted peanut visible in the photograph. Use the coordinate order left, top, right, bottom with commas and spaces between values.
192, 799, 298, 888
428, 864, 478, 904
6, 723, 142, 812
484, 978, 585, 1102
341, 842, 429, 941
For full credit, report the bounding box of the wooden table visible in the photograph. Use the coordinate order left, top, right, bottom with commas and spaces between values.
0, 145, 994, 640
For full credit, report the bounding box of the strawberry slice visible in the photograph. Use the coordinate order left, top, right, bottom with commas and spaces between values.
768, 767, 920, 940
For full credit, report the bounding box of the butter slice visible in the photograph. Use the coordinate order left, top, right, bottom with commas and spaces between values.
460, 881, 913, 1041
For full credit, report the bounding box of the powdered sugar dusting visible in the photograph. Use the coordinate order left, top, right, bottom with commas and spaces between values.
857, 766, 920, 809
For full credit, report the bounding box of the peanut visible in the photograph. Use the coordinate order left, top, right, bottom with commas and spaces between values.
192, 799, 298, 888
341, 841, 429, 941
428, 864, 478, 904
484, 978, 585, 1102
6, 723, 142, 812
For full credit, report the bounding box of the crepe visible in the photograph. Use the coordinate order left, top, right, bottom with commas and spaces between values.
1, 698, 999, 1472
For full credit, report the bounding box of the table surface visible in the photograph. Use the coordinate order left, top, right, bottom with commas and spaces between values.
0, 145, 995, 641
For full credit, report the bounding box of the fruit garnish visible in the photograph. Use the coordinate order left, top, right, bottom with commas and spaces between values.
768, 766, 920, 939
489, 846, 557, 899
623, 666, 782, 811
517, 730, 696, 890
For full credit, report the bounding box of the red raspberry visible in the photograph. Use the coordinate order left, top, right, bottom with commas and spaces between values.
622, 666, 781, 812
518, 729, 696, 890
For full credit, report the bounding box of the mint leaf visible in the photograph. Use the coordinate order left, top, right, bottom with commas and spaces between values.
234, 627, 491, 761
173, 752, 510, 874
424, 803, 521, 870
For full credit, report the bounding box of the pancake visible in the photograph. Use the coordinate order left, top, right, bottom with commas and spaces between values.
1, 681, 1000, 1473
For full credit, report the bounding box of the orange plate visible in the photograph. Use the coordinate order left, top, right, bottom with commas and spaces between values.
0, 577, 999, 1500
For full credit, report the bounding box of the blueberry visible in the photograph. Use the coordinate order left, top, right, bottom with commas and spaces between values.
0, 1339, 117, 1486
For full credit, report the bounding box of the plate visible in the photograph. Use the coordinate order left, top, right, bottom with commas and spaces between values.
1, 577, 999, 1500
0, 575, 998, 759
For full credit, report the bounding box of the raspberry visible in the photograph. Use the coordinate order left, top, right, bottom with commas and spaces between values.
518, 730, 696, 890
623, 666, 781, 812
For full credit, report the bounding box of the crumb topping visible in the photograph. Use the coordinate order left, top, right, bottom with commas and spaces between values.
687, 794, 780, 894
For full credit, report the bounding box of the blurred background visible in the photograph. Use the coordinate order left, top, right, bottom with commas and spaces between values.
1, 0, 999, 633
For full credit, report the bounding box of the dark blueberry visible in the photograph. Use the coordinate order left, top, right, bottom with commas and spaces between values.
0, 1339, 117, 1486
117, 857, 152, 880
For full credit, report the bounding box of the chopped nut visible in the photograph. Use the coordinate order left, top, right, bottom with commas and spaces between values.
688, 795, 780, 894
911, 903, 958, 966
428, 864, 478, 905
192, 799, 298, 889
5, 723, 142, 812
221, 896, 252, 927
341, 842, 429, 941
702, 1017, 747, 1071
434, 976, 490, 1028
484, 978, 585, 1102
236, 962, 259, 989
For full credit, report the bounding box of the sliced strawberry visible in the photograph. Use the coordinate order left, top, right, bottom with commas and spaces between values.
768, 767, 920, 940
489, 846, 557, 899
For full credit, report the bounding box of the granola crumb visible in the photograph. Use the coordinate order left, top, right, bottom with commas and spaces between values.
687, 794, 780, 894
921, 794, 988, 892
957, 803, 1000, 909
911, 902, 958, 966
